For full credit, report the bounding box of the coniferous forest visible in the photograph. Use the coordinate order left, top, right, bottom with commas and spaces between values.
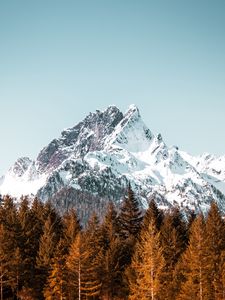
0, 188, 225, 300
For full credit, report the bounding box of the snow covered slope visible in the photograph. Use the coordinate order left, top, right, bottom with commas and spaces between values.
1, 105, 225, 213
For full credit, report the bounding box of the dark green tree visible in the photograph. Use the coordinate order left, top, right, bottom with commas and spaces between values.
142, 199, 163, 232
118, 186, 143, 239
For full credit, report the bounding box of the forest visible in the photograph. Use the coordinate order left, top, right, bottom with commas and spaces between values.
0, 187, 225, 300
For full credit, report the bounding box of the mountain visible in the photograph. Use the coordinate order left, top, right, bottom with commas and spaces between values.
1, 105, 225, 215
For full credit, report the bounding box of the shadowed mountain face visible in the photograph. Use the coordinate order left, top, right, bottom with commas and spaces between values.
1, 105, 225, 215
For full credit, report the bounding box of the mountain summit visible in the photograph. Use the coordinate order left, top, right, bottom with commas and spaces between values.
1, 105, 225, 214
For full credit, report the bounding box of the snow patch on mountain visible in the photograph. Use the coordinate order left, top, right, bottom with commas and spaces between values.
1, 105, 225, 214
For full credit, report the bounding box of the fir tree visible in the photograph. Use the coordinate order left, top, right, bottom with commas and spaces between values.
118, 185, 143, 239
142, 199, 163, 232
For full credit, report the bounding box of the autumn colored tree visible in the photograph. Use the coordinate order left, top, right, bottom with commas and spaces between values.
0, 224, 22, 299
204, 201, 225, 300
66, 233, 89, 300
159, 207, 188, 300
36, 215, 59, 299
127, 220, 165, 300
62, 208, 81, 249
44, 239, 68, 300
18, 197, 42, 289
98, 202, 126, 299
177, 214, 208, 300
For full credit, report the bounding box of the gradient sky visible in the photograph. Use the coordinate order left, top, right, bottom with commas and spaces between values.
0, 0, 225, 175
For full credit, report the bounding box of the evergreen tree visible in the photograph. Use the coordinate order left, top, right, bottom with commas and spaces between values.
142, 199, 163, 232
118, 186, 143, 239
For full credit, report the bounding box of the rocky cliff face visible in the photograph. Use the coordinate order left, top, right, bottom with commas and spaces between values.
1, 105, 225, 215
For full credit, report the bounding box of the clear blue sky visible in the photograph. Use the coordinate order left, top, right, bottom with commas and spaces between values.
0, 0, 225, 175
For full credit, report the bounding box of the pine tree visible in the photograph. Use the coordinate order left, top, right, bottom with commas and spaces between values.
118, 186, 143, 239
142, 199, 163, 232
128, 220, 165, 300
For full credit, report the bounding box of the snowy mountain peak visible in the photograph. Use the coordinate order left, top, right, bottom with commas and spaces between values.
1, 105, 225, 215
104, 104, 154, 154
8, 157, 33, 177
36, 106, 124, 173
125, 104, 140, 117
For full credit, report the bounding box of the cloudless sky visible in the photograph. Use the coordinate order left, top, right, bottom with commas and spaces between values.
0, 0, 225, 175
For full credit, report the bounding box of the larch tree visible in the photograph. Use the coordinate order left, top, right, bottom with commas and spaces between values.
204, 201, 225, 300
66, 232, 89, 300
0, 196, 22, 299
177, 214, 208, 300
98, 202, 126, 299
128, 220, 165, 300
43, 239, 68, 300
159, 207, 187, 300
36, 215, 59, 299
0, 224, 22, 300
18, 196, 41, 289
62, 208, 81, 249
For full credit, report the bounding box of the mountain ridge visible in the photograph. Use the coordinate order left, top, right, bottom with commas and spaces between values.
1, 105, 225, 214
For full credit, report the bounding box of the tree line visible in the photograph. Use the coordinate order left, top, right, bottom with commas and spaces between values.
0, 187, 225, 300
